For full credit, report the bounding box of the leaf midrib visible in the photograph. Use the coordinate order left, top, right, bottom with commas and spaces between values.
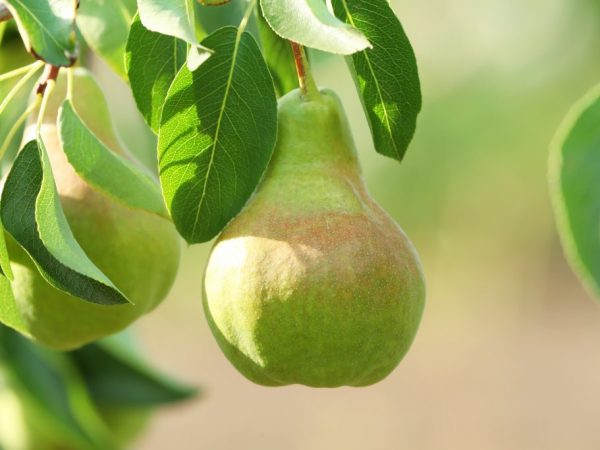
191, 30, 245, 237
339, 0, 400, 159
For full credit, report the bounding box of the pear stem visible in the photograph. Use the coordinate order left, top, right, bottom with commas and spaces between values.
290, 42, 320, 101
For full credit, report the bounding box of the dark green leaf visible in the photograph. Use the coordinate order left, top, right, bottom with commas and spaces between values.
70, 335, 198, 407
260, 0, 370, 55
58, 100, 168, 217
77, 0, 136, 78
256, 6, 297, 97
2, 0, 77, 66
0, 140, 129, 305
158, 27, 277, 243
0, 326, 116, 449
332, 0, 421, 161
550, 85, 600, 298
125, 13, 187, 133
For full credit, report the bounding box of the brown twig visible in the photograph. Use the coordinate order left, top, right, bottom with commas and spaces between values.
0, 4, 12, 22
36, 64, 60, 95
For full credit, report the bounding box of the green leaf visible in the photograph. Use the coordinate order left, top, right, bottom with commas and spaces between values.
0, 223, 13, 281
158, 27, 277, 243
255, 6, 297, 97
125, 13, 187, 133
332, 0, 421, 162
2, 0, 77, 66
77, 0, 136, 79
0, 140, 129, 306
550, 84, 600, 298
0, 71, 38, 165
70, 336, 198, 407
0, 271, 26, 332
58, 100, 168, 217
259, 0, 370, 55
0, 326, 116, 449
137, 0, 212, 69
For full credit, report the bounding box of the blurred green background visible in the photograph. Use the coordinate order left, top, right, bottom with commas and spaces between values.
6, 0, 600, 448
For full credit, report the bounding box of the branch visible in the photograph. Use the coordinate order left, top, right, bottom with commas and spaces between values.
0, 4, 12, 23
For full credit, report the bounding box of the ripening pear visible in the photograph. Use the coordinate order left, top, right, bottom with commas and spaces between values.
203, 88, 426, 387
1, 70, 180, 350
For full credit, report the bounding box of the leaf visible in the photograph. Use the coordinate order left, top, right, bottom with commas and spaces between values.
0, 140, 129, 305
0, 222, 13, 281
158, 27, 277, 243
70, 335, 198, 407
137, 0, 212, 69
256, 6, 297, 97
58, 100, 168, 217
259, 0, 370, 55
331, 0, 421, 162
125, 13, 187, 133
0, 326, 116, 449
77, 0, 136, 79
0, 72, 38, 165
550, 84, 600, 298
0, 271, 26, 332
2, 0, 77, 66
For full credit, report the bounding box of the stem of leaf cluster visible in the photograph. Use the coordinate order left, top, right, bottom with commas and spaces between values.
290, 42, 320, 100
36, 80, 56, 136
0, 96, 41, 160
0, 61, 43, 83
0, 62, 44, 117
67, 67, 74, 101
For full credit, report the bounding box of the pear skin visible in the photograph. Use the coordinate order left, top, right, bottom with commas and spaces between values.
203, 88, 425, 387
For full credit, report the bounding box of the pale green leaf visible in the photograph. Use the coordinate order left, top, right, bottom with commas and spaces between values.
77, 0, 136, 78
137, 0, 212, 68
58, 101, 168, 217
260, 0, 370, 55
0, 222, 13, 280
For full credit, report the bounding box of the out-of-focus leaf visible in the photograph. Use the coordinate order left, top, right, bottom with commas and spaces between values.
70, 335, 198, 407
158, 27, 277, 243
259, 0, 370, 55
332, 0, 421, 161
0, 140, 129, 306
125, 13, 187, 133
77, 0, 136, 78
0, 326, 116, 449
255, 6, 297, 96
550, 84, 600, 298
2, 0, 77, 66
58, 101, 168, 217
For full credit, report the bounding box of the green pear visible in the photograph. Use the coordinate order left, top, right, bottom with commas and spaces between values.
203, 88, 426, 388
2, 70, 181, 350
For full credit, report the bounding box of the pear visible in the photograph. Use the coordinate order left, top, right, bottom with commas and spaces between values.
2, 70, 181, 350
203, 88, 426, 387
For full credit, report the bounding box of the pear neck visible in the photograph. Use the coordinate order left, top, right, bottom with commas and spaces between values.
270, 89, 359, 171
